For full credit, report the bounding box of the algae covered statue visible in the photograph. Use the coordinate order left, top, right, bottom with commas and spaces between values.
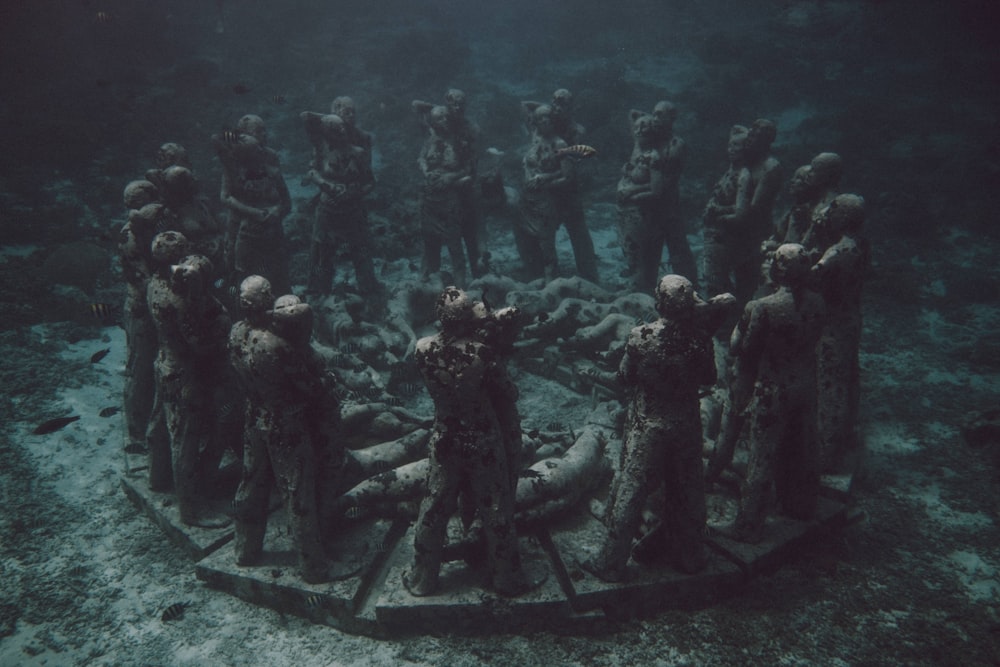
729, 244, 825, 543
404, 287, 537, 597
703, 119, 782, 304
301, 99, 380, 301
616, 111, 665, 291
519, 104, 598, 283
146, 233, 232, 527
416, 105, 474, 286
214, 114, 292, 295
229, 283, 345, 583
584, 276, 735, 581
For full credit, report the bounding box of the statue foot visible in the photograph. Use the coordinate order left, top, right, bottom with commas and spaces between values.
402, 568, 437, 597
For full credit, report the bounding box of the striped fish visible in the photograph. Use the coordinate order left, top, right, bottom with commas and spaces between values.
555, 144, 597, 159
161, 601, 190, 621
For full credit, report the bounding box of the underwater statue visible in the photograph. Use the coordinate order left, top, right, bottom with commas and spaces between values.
213, 114, 291, 295
810, 194, 868, 472
416, 105, 473, 286
119, 195, 167, 454
728, 244, 825, 543
301, 99, 381, 303
158, 165, 223, 269
616, 111, 665, 291
228, 283, 345, 583
404, 287, 534, 597
519, 104, 598, 283
147, 234, 232, 527
584, 275, 734, 581
703, 119, 782, 305
650, 101, 698, 287
413, 89, 487, 278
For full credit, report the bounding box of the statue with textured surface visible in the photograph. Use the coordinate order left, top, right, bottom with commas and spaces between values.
416, 105, 473, 286
730, 244, 825, 543
810, 194, 868, 472
214, 115, 291, 295
404, 287, 534, 597
229, 285, 346, 582
650, 101, 698, 287
147, 235, 232, 527
302, 99, 380, 301
119, 193, 166, 455
519, 104, 598, 282
616, 111, 664, 291
583, 275, 733, 581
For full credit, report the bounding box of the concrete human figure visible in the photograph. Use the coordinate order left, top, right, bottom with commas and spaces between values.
301, 100, 380, 301
404, 287, 532, 597
520, 104, 599, 283
810, 194, 868, 472
584, 275, 734, 581
650, 101, 698, 286
703, 119, 782, 304
414, 89, 488, 277
730, 243, 825, 543
800, 152, 845, 252
229, 284, 342, 583
159, 165, 223, 268
616, 111, 665, 291
147, 236, 232, 527
214, 114, 291, 295
550, 88, 585, 145
416, 105, 473, 286
119, 194, 167, 454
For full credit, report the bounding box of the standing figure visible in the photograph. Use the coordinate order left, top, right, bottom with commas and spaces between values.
519, 104, 598, 282
159, 165, 223, 269
147, 235, 232, 527
703, 119, 782, 304
119, 192, 165, 453
229, 284, 343, 583
810, 194, 868, 472
301, 99, 380, 301
214, 114, 291, 295
731, 244, 825, 543
414, 90, 487, 276
584, 276, 732, 581
550, 88, 585, 144
404, 287, 531, 597
616, 111, 664, 291
416, 105, 473, 286
650, 101, 698, 286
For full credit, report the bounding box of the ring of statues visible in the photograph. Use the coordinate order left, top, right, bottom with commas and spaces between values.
117, 88, 865, 636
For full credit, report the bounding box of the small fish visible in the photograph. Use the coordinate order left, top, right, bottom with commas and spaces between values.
374, 541, 389, 554
98, 406, 120, 418
555, 144, 597, 159
344, 505, 362, 520
385, 396, 402, 407
272, 94, 287, 104
161, 602, 190, 622
220, 129, 241, 145
340, 342, 360, 355
95, 11, 113, 24
398, 382, 420, 397
232, 83, 252, 95
545, 421, 565, 431
485, 147, 505, 157
305, 594, 324, 608
90, 303, 115, 320
32, 416, 80, 435
90, 348, 111, 364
